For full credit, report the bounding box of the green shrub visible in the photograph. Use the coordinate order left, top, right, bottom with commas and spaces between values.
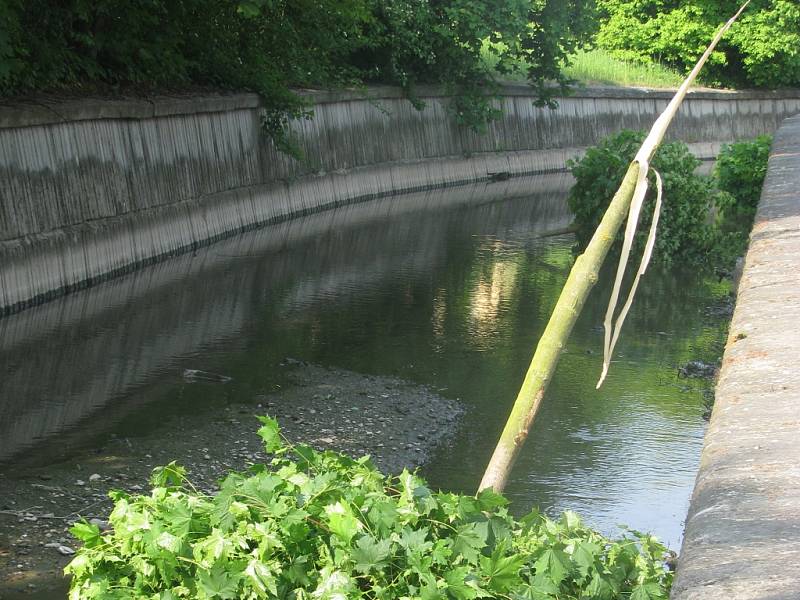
714, 135, 772, 221
594, 1, 800, 89
706, 135, 772, 265
568, 131, 773, 272
67, 417, 672, 600
567, 130, 717, 266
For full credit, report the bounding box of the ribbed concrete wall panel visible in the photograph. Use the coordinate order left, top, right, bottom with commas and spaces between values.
2, 85, 799, 315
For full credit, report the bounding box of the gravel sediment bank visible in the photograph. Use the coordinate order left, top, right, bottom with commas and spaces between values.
0, 363, 463, 598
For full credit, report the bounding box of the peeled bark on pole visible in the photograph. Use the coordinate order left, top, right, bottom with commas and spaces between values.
478, 2, 750, 493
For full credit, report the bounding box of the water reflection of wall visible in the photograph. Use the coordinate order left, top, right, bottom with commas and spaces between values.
0, 174, 572, 465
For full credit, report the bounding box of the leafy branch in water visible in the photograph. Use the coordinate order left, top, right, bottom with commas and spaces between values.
67, 417, 673, 599
477, 2, 749, 491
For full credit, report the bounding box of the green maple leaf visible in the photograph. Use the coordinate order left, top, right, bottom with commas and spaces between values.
420, 573, 445, 600
584, 571, 616, 600
399, 527, 430, 550
561, 510, 583, 531
452, 522, 488, 563
256, 416, 283, 453
194, 529, 230, 563
530, 569, 560, 597
368, 500, 399, 535
571, 540, 600, 579
286, 554, 312, 586
351, 535, 392, 573
244, 559, 278, 595
69, 520, 102, 548
198, 563, 239, 599
240, 472, 283, 505
150, 461, 187, 488
313, 567, 355, 600
444, 566, 489, 600
155, 531, 181, 553
488, 516, 512, 546
631, 582, 667, 600
475, 489, 509, 511
431, 539, 453, 565
479, 541, 524, 592
533, 547, 572, 586
164, 499, 193, 537
324, 501, 361, 543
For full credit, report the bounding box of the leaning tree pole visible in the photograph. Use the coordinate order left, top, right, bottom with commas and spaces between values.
479, 2, 751, 493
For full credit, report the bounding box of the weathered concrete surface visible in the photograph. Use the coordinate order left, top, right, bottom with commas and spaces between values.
2, 85, 799, 315
672, 114, 800, 598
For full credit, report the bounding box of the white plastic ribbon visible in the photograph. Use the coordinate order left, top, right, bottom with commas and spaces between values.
595, 0, 750, 388
597, 168, 663, 388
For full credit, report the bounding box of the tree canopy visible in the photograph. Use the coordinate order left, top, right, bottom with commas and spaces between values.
0, 0, 595, 134
595, 0, 800, 88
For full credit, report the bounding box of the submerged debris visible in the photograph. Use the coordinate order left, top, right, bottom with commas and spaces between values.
678, 360, 718, 379
182, 369, 232, 383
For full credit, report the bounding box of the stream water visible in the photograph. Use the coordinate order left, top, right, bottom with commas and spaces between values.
0, 172, 730, 573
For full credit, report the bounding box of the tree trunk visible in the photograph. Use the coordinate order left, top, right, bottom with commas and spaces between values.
478, 162, 639, 492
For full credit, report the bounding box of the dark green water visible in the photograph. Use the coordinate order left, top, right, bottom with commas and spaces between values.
0, 173, 729, 551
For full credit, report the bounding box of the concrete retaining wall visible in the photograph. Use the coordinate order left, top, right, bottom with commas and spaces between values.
2, 85, 799, 315
671, 114, 800, 598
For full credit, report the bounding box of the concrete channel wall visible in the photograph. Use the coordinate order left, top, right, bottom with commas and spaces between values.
672, 114, 800, 598
2, 85, 799, 315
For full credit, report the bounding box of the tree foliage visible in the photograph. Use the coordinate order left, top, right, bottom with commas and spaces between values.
568, 130, 772, 269
594, 1, 800, 88
67, 417, 673, 599
567, 130, 718, 266
0, 1, 596, 139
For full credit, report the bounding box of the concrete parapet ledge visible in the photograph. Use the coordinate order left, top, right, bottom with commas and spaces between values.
672, 113, 800, 598
0, 92, 261, 129
2, 85, 800, 128
302, 84, 800, 105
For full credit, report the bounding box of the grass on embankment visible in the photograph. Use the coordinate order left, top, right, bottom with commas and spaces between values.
563, 49, 687, 89
482, 42, 689, 90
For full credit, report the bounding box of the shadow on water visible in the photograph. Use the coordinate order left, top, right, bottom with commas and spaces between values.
0, 171, 730, 596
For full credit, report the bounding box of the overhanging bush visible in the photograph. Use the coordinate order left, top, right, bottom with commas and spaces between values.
0, 0, 596, 144
714, 135, 772, 221
567, 130, 772, 271
567, 130, 717, 267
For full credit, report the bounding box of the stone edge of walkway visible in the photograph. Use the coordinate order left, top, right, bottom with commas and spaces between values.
671, 113, 800, 599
